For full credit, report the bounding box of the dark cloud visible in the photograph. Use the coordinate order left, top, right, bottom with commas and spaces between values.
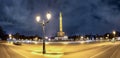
0, 0, 120, 36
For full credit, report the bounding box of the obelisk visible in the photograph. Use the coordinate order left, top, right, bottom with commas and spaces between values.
57, 12, 65, 37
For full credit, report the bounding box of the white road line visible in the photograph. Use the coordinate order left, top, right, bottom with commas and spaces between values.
110, 45, 120, 58
90, 45, 115, 58
8, 47, 29, 58
1, 45, 10, 58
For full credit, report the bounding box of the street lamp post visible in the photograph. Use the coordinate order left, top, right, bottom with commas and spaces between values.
36, 12, 51, 54
9, 34, 12, 40
112, 30, 116, 42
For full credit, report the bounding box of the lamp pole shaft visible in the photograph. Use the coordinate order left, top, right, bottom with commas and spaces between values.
42, 23, 46, 54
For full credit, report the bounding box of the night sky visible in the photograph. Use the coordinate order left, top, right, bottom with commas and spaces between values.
0, 0, 120, 36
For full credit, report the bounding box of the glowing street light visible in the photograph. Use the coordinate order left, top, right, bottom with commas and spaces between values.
9, 34, 12, 40
112, 30, 116, 35
81, 36, 84, 39
106, 34, 109, 40
36, 16, 41, 22
112, 30, 116, 38
80, 36, 84, 40
36, 12, 52, 54
112, 30, 116, 43
46, 12, 51, 20
34, 37, 38, 41
107, 34, 109, 37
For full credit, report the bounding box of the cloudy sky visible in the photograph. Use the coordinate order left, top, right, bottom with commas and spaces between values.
0, 0, 120, 36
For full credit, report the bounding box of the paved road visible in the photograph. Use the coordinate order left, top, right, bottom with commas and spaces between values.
0, 41, 120, 58
0, 43, 25, 58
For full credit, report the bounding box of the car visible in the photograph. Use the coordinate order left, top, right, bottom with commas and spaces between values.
13, 41, 22, 45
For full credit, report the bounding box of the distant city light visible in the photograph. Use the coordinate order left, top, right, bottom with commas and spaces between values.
34, 37, 38, 41
34, 41, 38, 44
112, 30, 116, 35
48, 38, 51, 41
9, 34, 12, 39
45, 36, 48, 39
81, 36, 84, 39
64, 36, 68, 39
107, 34, 109, 37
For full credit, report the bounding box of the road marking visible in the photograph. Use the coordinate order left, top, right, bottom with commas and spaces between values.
110, 44, 120, 58
90, 45, 115, 58
8, 47, 29, 58
1, 45, 11, 58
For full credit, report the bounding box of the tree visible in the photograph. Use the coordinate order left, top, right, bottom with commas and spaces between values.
0, 26, 7, 40
14, 33, 20, 40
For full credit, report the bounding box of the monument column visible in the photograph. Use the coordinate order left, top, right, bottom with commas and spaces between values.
57, 12, 65, 37
60, 12, 63, 32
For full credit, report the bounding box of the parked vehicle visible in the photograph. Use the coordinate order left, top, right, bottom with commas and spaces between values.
13, 41, 22, 45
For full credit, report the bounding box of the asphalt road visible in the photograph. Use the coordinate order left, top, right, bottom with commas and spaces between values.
0, 41, 120, 58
